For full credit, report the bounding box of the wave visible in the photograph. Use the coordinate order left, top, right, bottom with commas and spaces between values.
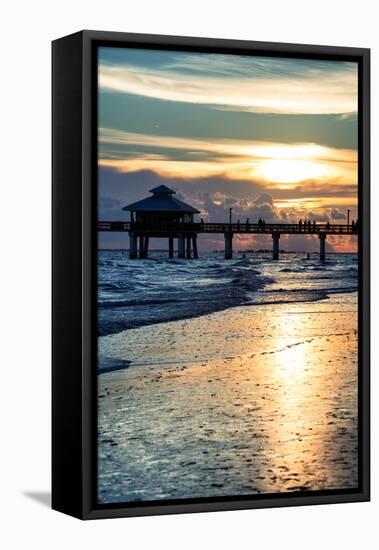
99, 298, 182, 308
97, 252, 358, 337
279, 266, 357, 275
266, 286, 357, 295
98, 356, 131, 374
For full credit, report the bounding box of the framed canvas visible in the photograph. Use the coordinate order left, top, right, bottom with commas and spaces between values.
52, 30, 370, 519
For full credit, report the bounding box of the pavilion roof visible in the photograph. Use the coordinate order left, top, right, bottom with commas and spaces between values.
123, 186, 200, 213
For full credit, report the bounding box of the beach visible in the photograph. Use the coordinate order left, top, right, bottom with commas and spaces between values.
97, 273, 358, 503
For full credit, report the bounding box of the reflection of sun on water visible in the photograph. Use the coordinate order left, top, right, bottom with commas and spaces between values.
277, 339, 306, 381
274, 311, 308, 380
263, 310, 327, 489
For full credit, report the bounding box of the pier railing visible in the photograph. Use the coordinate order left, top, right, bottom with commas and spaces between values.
98, 221, 357, 235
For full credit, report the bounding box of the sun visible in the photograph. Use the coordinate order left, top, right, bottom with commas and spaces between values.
249, 143, 331, 185
256, 159, 327, 184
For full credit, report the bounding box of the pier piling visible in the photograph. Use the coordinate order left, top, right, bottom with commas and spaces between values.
272, 232, 280, 260
143, 236, 149, 258
192, 236, 198, 259
224, 232, 233, 260
319, 233, 326, 262
178, 236, 185, 258
138, 236, 145, 259
186, 237, 192, 259
129, 232, 137, 259
169, 237, 174, 258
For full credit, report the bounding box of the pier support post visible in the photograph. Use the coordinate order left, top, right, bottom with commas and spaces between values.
138, 236, 145, 259
192, 236, 198, 259
319, 233, 326, 262
168, 237, 174, 258
272, 232, 280, 260
186, 237, 192, 259
178, 236, 185, 258
143, 236, 149, 258
129, 232, 137, 259
224, 232, 233, 259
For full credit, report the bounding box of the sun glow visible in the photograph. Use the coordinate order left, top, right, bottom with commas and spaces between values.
250, 143, 349, 185
99, 128, 357, 188
274, 197, 357, 209
256, 159, 328, 184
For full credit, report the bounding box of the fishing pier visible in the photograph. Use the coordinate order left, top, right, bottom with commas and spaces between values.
98, 186, 357, 261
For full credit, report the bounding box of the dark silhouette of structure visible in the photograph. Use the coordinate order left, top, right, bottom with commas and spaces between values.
98, 188, 358, 262
122, 185, 200, 259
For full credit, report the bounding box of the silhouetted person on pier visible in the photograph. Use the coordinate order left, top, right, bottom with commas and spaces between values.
246, 218, 250, 230
308, 220, 311, 231
313, 220, 316, 230
237, 219, 240, 230
262, 219, 266, 229
200, 218, 204, 225
351, 220, 355, 232
299, 219, 302, 232
326, 221, 330, 231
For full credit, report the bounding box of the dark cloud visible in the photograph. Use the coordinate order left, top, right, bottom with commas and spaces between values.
98, 196, 124, 221
289, 181, 357, 199
330, 208, 346, 220
190, 191, 279, 225
308, 211, 330, 222
253, 192, 274, 206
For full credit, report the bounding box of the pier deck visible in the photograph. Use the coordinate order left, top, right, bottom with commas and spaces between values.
98, 221, 357, 260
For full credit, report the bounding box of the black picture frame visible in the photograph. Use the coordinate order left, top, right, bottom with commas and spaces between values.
52, 30, 370, 520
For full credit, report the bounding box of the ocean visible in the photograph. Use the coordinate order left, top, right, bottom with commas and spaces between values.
98, 251, 358, 369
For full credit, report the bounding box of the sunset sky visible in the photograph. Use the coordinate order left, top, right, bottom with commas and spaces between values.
98, 47, 358, 252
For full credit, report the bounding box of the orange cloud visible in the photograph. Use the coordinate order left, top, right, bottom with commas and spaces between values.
99, 128, 358, 190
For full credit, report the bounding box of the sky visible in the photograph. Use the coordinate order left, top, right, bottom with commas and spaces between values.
98, 47, 358, 252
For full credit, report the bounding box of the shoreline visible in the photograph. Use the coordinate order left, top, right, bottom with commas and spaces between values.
98, 289, 358, 371
98, 292, 358, 503
98, 287, 358, 340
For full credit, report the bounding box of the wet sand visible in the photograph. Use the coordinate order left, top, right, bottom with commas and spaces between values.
98, 292, 358, 503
